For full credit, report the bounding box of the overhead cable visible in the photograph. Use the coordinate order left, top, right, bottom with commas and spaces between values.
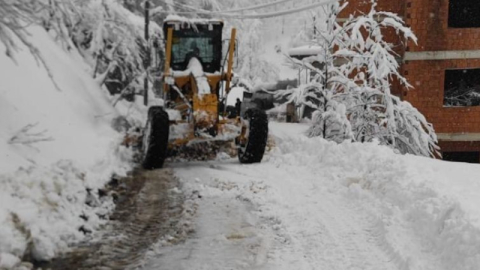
156, 0, 339, 19
214, 0, 296, 13
164, 0, 295, 14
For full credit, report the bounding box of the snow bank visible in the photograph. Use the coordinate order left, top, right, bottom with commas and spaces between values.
143, 122, 480, 269
0, 25, 134, 264
0, 25, 119, 172
269, 123, 480, 270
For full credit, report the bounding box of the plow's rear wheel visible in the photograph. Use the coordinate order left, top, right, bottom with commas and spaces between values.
142, 106, 169, 169
238, 108, 268, 164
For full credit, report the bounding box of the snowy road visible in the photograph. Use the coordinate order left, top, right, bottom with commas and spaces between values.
141, 123, 418, 270
31, 122, 480, 270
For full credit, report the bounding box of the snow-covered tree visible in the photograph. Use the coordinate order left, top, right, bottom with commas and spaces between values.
0, 1, 57, 87
1, 0, 157, 97
281, 0, 439, 157
236, 19, 279, 85
0, 1, 37, 59
307, 99, 353, 143
74, 0, 152, 94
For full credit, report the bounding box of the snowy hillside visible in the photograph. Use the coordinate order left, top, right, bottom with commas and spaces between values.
143, 123, 480, 270
0, 26, 120, 172
0, 25, 134, 267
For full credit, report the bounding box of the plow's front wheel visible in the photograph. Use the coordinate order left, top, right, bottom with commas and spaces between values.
142, 106, 169, 169
238, 108, 268, 164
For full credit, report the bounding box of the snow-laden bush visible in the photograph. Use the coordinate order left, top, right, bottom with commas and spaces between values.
307, 100, 353, 144
280, 0, 439, 157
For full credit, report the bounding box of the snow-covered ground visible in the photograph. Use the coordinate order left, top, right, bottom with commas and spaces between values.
0, 25, 135, 267
3, 3, 480, 269
143, 122, 480, 270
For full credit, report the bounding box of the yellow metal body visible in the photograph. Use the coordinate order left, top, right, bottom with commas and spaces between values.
162, 27, 240, 147
163, 28, 173, 93
172, 74, 223, 97
193, 94, 218, 129
225, 28, 237, 96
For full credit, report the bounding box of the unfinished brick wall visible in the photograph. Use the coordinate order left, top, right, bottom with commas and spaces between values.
440, 141, 480, 153
363, 0, 480, 134
402, 0, 480, 134
340, 0, 404, 16
405, 0, 480, 52
344, 0, 480, 157
402, 59, 480, 134
339, 0, 406, 55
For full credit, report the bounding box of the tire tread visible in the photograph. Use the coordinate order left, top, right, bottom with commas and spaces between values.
238, 108, 268, 164
142, 107, 169, 169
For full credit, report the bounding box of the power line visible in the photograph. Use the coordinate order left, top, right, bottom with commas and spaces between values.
164, 0, 295, 15
165, 0, 295, 14
216, 0, 295, 13
156, 0, 339, 20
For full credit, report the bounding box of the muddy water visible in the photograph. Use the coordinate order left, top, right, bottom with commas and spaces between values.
37, 168, 184, 270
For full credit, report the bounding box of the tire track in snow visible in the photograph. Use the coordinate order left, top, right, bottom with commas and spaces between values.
41, 169, 185, 270
187, 161, 402, 270
143, 123, 442, 269
246, 163, 400, 270
142, 163, 273, 270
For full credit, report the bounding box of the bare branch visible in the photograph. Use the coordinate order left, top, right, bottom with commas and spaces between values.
0, 0, 62, 91
8, 123, 54, 145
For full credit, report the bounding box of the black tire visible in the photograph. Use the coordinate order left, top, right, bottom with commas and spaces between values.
238, 108, 269, 164
142, 106, 169, 169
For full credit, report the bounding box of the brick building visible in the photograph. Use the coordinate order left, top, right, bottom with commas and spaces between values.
341, 0, 480, 163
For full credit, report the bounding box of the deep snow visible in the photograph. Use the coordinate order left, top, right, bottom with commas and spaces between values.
143, 122, 480, 270
2, 3, 480, 270
0, 25, 135, 267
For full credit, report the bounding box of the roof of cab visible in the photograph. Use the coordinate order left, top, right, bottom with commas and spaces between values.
164, 15, 224, 27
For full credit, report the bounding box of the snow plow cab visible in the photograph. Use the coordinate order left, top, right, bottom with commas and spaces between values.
141, 17, 269, 169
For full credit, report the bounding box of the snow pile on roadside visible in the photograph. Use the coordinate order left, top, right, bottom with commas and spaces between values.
0, 157, 121, 263
142, 122, 480, 269
0, 24, 136, 266
270, 123, 480, 270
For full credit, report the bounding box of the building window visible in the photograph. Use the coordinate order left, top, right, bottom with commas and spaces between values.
444, 68, 480, 107
448, 0, 480, 28
443, 151, 479, 163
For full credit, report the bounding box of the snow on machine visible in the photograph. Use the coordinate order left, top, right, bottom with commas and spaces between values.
141, 17, 269, 169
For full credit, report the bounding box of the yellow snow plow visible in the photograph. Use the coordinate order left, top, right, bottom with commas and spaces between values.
141, 17, 269, 169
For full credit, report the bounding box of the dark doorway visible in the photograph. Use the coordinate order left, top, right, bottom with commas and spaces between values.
442, 151, 480, 163
448, 0, 480, 28
444, 68, 480, 107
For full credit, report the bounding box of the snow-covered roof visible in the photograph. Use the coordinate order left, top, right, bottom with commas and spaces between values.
253, 82, 277, 92
164, 15, 223, 26
267, 102, 287, 114
288, 45, 323, 56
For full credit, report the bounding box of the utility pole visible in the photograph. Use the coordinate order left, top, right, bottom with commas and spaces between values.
144, 0, 150, 106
